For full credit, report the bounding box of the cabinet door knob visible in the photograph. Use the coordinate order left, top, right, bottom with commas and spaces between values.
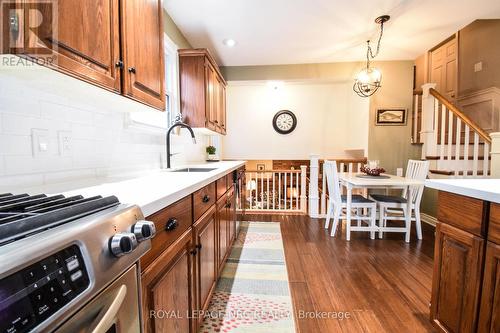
128, 67, 136, 73
190, 249, 197, 255
202, 195, 210, 203
165, 218, 178, 231
196, 244, 202, 250
115, 60, 123, 69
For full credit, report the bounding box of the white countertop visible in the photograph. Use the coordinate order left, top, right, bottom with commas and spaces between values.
6, 161, 245, 216
425, 179, 500, 204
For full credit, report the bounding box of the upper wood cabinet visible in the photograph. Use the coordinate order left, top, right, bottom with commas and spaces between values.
179, 48, 227, 135
18, 0, 122, 92
8, 0, 165, 110
121, 0, 165, 110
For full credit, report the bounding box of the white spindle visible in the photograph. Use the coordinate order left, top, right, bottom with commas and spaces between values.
300, 165, 307, 212
447, 111, 453, 165
278, 172, 281, 210
440, 104, 446, 161
266, 172, 270, 209
296, 172, 299, 209
473, 133, 479, 177
455, 118, 461, 177
348, 163, 353, 174
321, 165, 326, 215
340, 162, 345, 173
434, 99, 439, 148
483, 142, 490, 177
272, 172, 276, 209
463, 125, 470, 177
289, 172, 293, 210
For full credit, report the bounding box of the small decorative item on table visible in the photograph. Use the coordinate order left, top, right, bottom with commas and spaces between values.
360, 160, 386, 176
206, 145, 219, 162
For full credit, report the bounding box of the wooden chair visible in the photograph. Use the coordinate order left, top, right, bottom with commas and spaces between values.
323, 161, 377, 239
370, 160, 430, 240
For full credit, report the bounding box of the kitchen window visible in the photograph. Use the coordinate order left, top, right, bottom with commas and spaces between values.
128, 34, 179, 129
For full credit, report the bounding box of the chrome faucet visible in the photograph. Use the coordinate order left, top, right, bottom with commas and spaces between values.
166, 119, 196, 169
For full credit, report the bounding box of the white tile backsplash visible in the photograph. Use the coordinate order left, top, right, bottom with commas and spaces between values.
0, 60, 210, 190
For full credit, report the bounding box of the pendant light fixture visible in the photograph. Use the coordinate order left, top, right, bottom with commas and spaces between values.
353, 15, 390, 97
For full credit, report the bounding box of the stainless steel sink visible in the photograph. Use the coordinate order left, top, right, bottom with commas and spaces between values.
171, 167, 217, 173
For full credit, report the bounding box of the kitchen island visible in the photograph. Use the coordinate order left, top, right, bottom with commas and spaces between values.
425, 179, 500, 333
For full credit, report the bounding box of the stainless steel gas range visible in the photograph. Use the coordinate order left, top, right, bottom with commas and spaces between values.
0, 193, 155, 333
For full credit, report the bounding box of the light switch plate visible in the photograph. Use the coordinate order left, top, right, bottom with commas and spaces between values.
31, 128, 50, 157
474, 62, 483, 72
58, 130, 73, 156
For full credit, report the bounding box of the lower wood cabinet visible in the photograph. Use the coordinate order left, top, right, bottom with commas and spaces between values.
141, 172, 240, 333
141, 228, 194, 333
478, 241, 500, 332
193, 205, 217, 323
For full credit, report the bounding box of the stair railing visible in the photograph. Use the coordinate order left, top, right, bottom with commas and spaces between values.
421, 83, 491, 177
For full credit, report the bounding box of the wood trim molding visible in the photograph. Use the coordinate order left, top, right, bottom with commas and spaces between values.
421, 213, 437, 226
429, 88, 492, 144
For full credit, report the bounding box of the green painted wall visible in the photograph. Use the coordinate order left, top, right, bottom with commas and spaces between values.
163, 10, 192, 49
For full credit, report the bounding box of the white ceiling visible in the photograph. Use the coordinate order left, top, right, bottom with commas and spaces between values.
165, 0, 500, 67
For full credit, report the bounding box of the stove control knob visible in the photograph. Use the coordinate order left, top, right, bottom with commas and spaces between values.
109, 232, 138, 257
131, 220, 156, 242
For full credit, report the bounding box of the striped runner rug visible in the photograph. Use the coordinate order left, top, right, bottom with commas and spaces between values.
199, 221, 296, 333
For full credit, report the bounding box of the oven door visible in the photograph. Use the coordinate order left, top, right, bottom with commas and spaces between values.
55, 265, 141, 333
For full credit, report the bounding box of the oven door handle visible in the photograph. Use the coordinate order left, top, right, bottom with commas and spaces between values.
89, 284, 127, 333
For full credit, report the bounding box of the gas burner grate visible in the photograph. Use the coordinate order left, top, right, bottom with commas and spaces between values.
0, 193, 120, 246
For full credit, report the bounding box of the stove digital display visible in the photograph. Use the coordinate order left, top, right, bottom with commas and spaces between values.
0, 245, 90, 333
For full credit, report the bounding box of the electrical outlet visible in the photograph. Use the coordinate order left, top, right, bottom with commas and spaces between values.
31, 128, 50, 157
58, 131, 72, 156
474, 62, 482, 72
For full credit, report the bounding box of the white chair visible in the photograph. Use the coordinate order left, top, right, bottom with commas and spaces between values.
370, 160, 430, 240
323, 161, 378, 240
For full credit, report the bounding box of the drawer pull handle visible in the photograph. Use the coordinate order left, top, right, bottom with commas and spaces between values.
190, 249, 197, 255
225, 202, 231, 208
202, 195, 210, 203
196, 244, 202, 250
165, 218, 178, 231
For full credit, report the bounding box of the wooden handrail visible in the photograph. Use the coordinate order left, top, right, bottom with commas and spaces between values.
429, 88, 491, 144
413, 89, 423, 95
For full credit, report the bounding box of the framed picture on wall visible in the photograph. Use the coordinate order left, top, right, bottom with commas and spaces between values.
375, 108, 407, 126
256, 164, 265, 171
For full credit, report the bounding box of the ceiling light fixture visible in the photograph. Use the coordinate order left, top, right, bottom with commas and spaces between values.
353, 15, 390, 98
223, 38, 236, 47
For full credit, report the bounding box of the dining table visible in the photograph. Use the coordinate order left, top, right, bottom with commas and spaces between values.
338, 172, 424, 242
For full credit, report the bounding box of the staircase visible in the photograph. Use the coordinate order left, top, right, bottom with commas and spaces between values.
413, 84, 492, 178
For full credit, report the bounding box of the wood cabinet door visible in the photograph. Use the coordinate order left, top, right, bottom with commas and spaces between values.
430, 222, 484, 333
217, 197, 228, 270
141, 229, 195, 333
220, 82, 227, 134
204, 61, 217, 131
121, 0, 165, 110
227, 187, 236, 244
193, 206, 217, 316
478, 241, 500, 333
23, 0, 121, 91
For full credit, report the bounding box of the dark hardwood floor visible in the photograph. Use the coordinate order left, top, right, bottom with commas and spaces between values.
244, 213, 436, 333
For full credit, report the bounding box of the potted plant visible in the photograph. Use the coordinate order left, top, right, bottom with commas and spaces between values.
206, 145, 218, 161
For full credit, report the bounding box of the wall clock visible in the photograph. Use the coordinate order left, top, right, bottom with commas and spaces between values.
272, 110, 297, 134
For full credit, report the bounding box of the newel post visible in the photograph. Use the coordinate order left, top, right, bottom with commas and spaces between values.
309, 154, 319, 217
300, 165, 307, 212
421, 83, 438, 159
490, 132, 500, 178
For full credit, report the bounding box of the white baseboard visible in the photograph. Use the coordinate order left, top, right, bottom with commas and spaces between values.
421, 213, 437, 227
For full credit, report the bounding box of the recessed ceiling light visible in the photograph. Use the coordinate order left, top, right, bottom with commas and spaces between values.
223, 39, 236, 47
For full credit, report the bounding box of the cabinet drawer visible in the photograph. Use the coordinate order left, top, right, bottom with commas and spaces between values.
194, 182, 216, 221
216, 175, 227, 199
141, 196, 192, 269
489, 203, 500, 244
437, 191, 488, 237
